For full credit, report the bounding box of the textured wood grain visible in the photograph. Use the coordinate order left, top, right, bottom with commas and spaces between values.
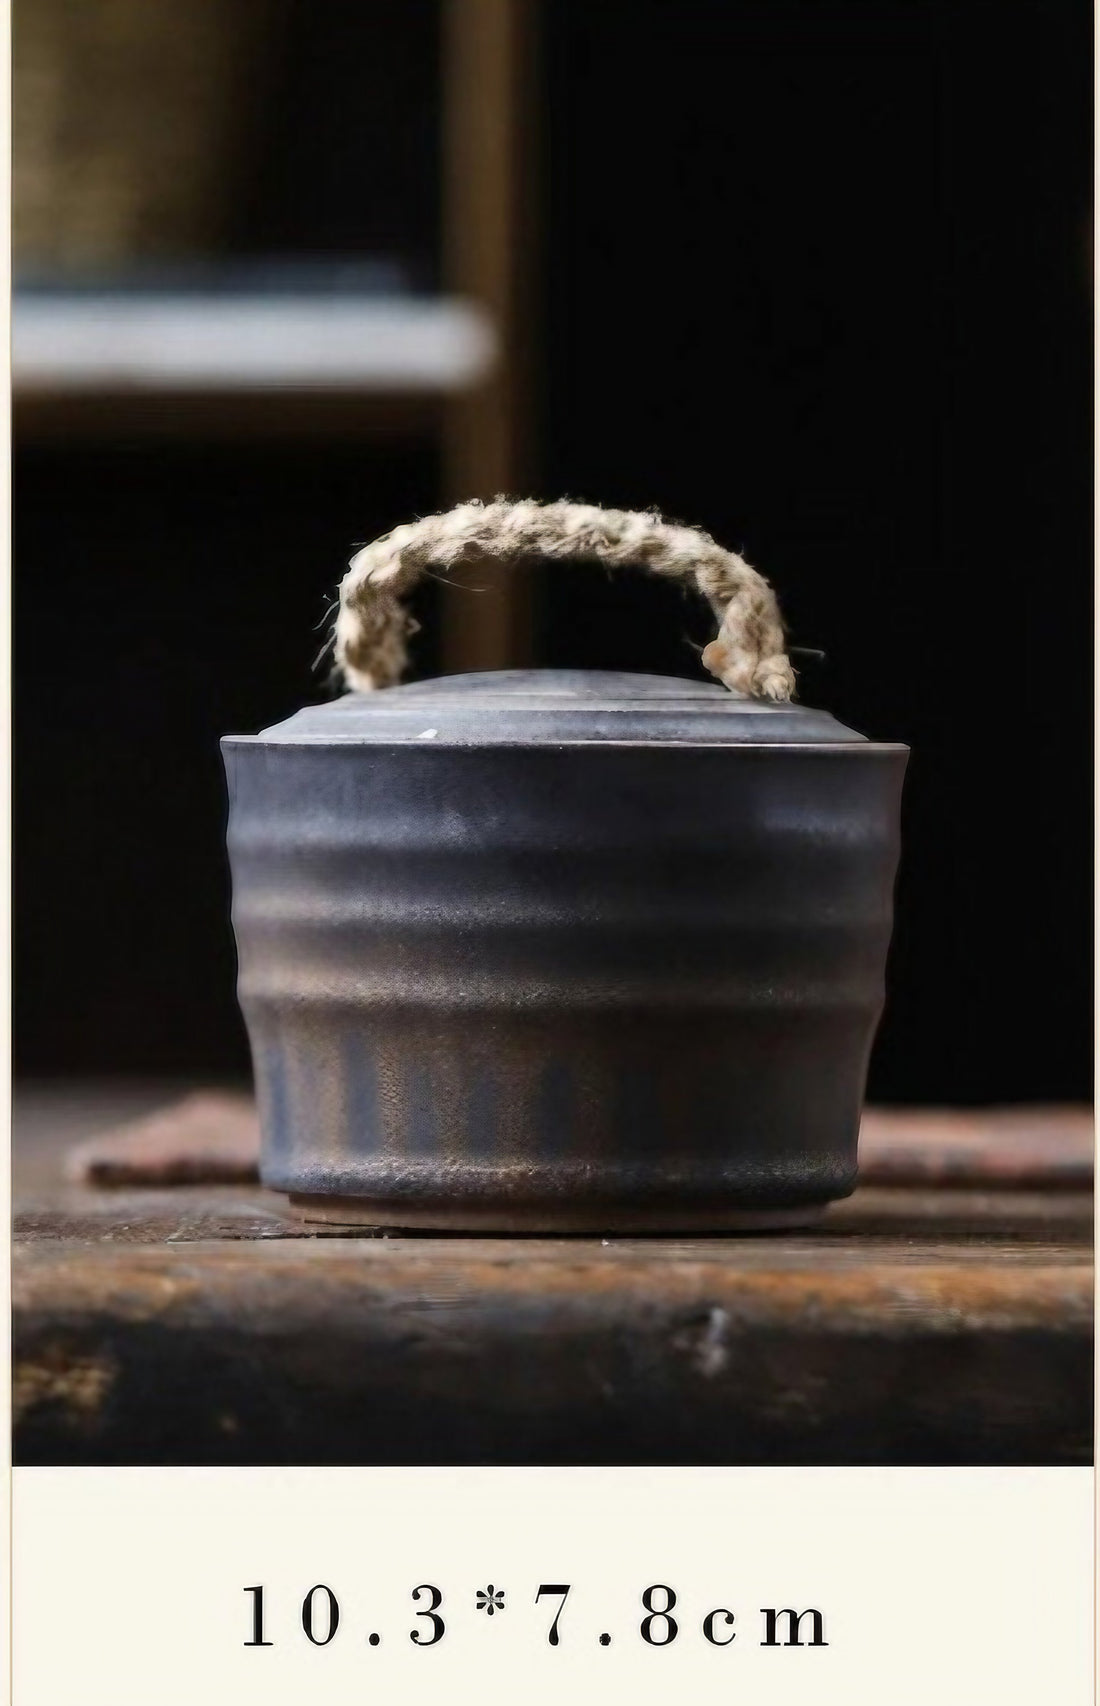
12, 1180, 1092, 1467
15, 1088, 1093, 1466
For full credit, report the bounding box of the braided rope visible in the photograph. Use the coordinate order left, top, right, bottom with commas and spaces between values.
334, 497, 795, 701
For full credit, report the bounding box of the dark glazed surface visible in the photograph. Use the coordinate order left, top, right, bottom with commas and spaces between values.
225, 701, 906, 1227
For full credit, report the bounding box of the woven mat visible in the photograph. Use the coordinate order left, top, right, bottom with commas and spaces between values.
64, 1091, 1094, 1191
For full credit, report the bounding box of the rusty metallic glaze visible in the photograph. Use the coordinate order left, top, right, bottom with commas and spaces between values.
222, 670, 908, 1229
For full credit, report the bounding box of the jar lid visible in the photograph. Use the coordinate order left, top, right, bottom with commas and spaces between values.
250, 669, 868, 746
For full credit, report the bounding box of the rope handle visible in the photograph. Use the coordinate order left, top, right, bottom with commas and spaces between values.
334, 498, 796, 701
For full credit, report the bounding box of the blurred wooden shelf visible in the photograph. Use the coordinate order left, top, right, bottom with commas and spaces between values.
14, 288, 497, 440
15, 0, 538, 669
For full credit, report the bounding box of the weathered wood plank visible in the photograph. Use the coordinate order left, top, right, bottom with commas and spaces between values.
13, 1185, 1093, 1467
13, 1090, 1093, 1467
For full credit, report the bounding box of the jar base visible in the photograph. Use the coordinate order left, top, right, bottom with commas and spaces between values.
286, 1192, 829, 1235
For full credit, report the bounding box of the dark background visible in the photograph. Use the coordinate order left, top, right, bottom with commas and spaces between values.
15, 0, 1092, 1101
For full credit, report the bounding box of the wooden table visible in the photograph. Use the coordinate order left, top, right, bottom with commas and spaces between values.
12, 1090, 1093, 1466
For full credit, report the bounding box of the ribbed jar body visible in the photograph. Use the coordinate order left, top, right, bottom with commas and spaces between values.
223, 736, 907, 1230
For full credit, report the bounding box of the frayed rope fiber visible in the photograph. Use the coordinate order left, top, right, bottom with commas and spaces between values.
334, 498, 796, 701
